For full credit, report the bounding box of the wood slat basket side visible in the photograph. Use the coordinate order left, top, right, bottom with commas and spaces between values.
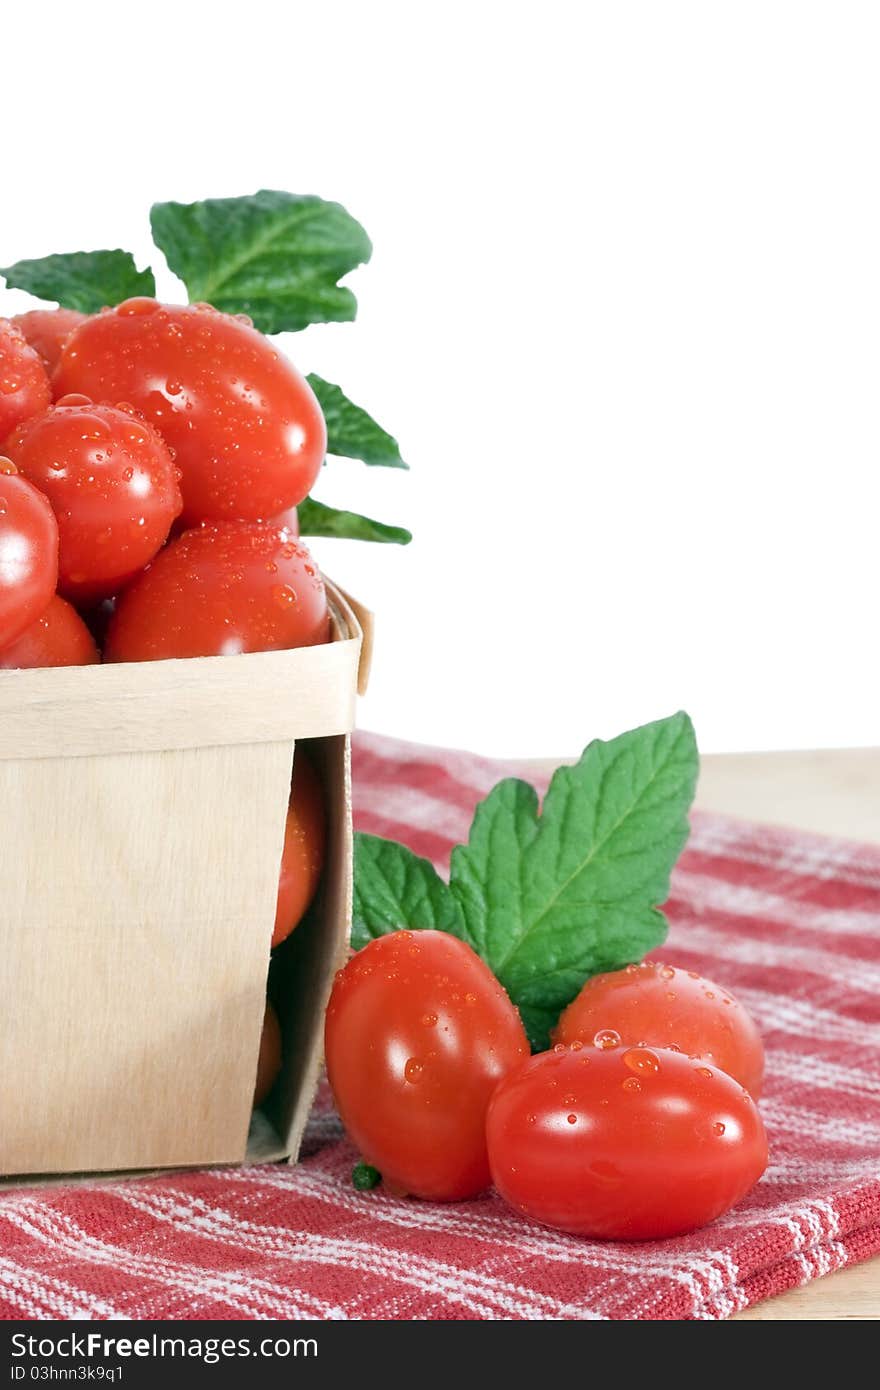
0, 582, 368, 1183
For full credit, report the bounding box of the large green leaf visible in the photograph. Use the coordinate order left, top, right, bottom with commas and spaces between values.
150, 190, 372, 332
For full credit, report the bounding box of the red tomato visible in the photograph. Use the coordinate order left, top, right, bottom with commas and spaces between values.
54, 300, 326, 525
254, 1002, 282, 1107
6, 398, 182, 602
104, 523, 330, 662
0, 319, 51, 442
13, 308, 88, 374
553, 961, 765, 1097
0, 459, 58, 648
273, 750, 326, 947
0, 594, 98, 669
325, 930, 530, 1201
487, 1040, 768, 1239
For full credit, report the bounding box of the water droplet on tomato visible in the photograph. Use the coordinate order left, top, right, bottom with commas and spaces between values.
566, 1114, 577, 1125
623, 1047, 661, 1075
622, 1076, 642, 1093
593, 1029, 621, 1050
713, 1121, 726, 1136
117, 297, 159, 317
272, 583, 298, 609
696, 1066, 713, 1079
421, 1013, 438, 1028
660, 965, 675, 980
553, 1043, 566, 1054
569, 1039, 583, 1052
404, 1058, 424, 1084
56, 392, 92, 408
0, 458, 17, 476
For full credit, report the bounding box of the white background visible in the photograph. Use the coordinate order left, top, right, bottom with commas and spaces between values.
3, 2, 878, 757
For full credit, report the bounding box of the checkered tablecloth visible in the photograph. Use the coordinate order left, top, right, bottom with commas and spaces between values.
1, 732, 878, 1320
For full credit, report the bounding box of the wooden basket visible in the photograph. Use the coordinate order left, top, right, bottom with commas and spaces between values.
0, 582, 371, 1184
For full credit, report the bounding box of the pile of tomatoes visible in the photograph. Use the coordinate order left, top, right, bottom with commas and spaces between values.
0, 300, 331, 668
325, 933, 769, 1240
0, 299, 335, 1107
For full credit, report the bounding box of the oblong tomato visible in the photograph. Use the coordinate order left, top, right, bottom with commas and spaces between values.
14, 308, 88, 374
103, 522, 330, 662
254, 1002, 282, 1107
0, 460, 58, 648
553, 961, 765, 1097
487, 1041, 768, 1240
54, 300, 326, 525
273, 750, 326, 947
0, 319, 51, 442
6, 399, 182, 602
325, 930, 529, 1200
0, 594, 98, 669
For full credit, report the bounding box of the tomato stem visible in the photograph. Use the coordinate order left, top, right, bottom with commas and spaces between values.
352, 1162, 381, 1192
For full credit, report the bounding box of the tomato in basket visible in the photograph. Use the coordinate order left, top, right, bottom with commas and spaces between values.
104, 522, 330, 662
54, 300, 326, 526
6, 398, 182, 602
0, 460, 59, 649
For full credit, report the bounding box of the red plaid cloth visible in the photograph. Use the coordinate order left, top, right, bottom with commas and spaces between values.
1, 732, 878, 1320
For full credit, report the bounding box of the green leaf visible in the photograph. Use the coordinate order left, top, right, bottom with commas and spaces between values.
307, 374, 407, 469
350, 714, 698, 1050
448, 712, 698, 1048
298, 497, 411, 545
0, 250, 155, 313
352, 833, 464, 951
150, 190, 372, 333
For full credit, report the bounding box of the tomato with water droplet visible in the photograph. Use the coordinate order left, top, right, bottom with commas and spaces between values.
0, 594, 98, 668
553, 960, 765, 1096
103, 522, 330, 661
13, 309, 88, 374
54, 301, 326, 525
486, 1043, 767, 1239
325, 931, 529, 1200
5, 400, 181, 602
0, 461, 58, 649
0, 319, 51, 442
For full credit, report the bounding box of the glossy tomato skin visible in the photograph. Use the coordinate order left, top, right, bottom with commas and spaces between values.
6, 399, 182, 602
487, 1042, 768, 1240
55, 300, 326, 525
0, 594, 98, 668
325, 930, 530, 1201
14, 309, 88, 374
553, 961, 765, 1097
273, 750, 325, 947
0, 319, 51, 442
0, 460, 58, 648
270, 505, 300, 538
104, 523, 330, 662
253, 1002, 282, 1107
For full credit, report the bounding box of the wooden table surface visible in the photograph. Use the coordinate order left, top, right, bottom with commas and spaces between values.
529, 745, 880, 1320
697, 747, 880, 1321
